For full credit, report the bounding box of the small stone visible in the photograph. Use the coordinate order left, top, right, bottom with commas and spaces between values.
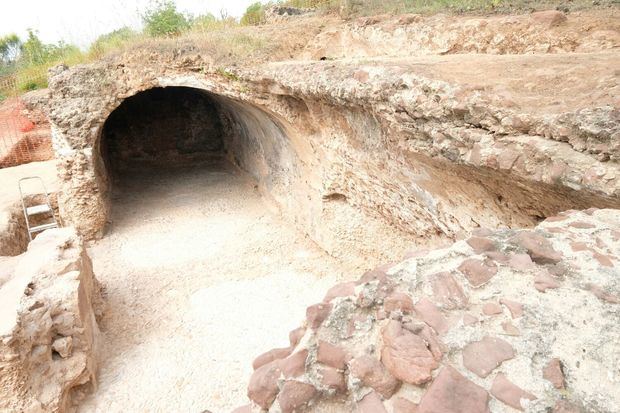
458, 258, 498, 287
356, 391, 387, 413
568, 221, 596, 229
585, 283, 619, 304
485, 251, 510, 264
51, 336, 72, 358
509, 231, 562, 265
247, 360, 281, 409
545, 215, 568, 222
324, 282, 356, 302
317, 340, 350, 369
306, 303, 332, 329
349, 355, 400, 398
381, 320, 438, 385
482, 302, 502, 316
593, 252, 614, 267
384, 291, 415, 314
463, 336, 515, 378
531, 10, 567, 27
277, 381, 317, 413
417, 366, 490, 413
490, 373, 536, 411
289, 327, 306, 347
509, 254, 535, 271
353, 70, 370, 83
281, 350, 308, 378
414, 297, 450, 335
252, 347, 292, 370
463, 313, 478, 326
534, 273, 561, 292
319, 366, 346, 393
393, 397, 419, 413
430, 272, 468, 310
403, 321, 444, 361
571, 241, 589, 252
501, 321, 520, 336
543, 358, 565, 389
466, 236, 497, 253
358, 269, 388, 284
499, 298, 524, 318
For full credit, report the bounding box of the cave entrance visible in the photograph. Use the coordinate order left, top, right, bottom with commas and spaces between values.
100, 86, 226, 179
87, 85, 349, 411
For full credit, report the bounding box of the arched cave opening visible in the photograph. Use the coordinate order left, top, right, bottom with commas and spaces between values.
100, 87, 227, 178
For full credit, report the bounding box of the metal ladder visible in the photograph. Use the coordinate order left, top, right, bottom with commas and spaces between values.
18, 176, 59, 241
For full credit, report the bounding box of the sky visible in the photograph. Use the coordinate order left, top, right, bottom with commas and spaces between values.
0, 0, 262, 48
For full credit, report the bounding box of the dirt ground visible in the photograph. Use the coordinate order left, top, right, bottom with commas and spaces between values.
78, 161, 356, 413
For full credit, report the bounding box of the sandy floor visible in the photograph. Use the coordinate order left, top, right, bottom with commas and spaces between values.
79, 161, 349, 413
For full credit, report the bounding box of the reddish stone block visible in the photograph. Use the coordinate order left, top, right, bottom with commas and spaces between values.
499, 298, 524, 318
289, 327, 306, 348
482, 302, 502, 316
466, 236, 497, 253
306, 303, 332, 329
417, 366, 490, 413
534, 273, 561, 292
349, 355, 400, 398
319, 366, 346, 393
277, 381, 317, 413
252, 347, 292, 370
281, 350, 308, 378
458, 258, 498, 287
247, 360, 282, 409
393, 397, 419, 413
430, 272, 468, 310
381, 320, 438, 385
384, 291, 415, 314
543, 358, 565, 389
490, 373, 536, 411
324, 281, 356, 302
356, 391, 388, 413
463, 336, 515, 378
414, 297, 450, 335
509, 231, 562, 265
317, 340, 350, 369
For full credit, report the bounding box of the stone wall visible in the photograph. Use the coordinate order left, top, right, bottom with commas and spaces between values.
235, 208, 620, 413
0, 228, 102, 413
46, 51, 620, 263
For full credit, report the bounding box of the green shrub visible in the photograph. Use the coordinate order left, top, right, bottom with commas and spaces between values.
89, 27, 140, 58
142, 0, 191, 37
241, 2, 266, 26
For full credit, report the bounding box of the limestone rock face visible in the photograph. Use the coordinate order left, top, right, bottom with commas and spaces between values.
238, 209, 620, 412
0, 228, 101, 413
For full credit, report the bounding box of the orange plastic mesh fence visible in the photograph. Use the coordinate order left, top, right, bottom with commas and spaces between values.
0, 95, 53, 169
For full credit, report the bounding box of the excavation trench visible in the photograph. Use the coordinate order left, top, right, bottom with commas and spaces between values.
79, 86, 363, 411
44, 72, 619, 412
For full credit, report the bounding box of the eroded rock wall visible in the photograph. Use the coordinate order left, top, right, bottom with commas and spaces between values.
46, 31, 620, 265
237, 208, 620, 413
0, 228, 101, 413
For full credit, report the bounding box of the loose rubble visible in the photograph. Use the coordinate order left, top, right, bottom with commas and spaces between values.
0, 228, 102, 413
237, 209, 620, 412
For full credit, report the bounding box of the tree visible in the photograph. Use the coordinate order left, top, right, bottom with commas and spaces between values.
142, 0, 190, 37
20, 29, 49, 65
240, 2, 265, 26
0, 34, 21, 65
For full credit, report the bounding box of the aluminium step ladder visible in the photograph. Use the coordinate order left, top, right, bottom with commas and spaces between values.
18, 176, 59, 241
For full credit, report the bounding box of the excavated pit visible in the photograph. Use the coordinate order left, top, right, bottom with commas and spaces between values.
5, 11, 615, 410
